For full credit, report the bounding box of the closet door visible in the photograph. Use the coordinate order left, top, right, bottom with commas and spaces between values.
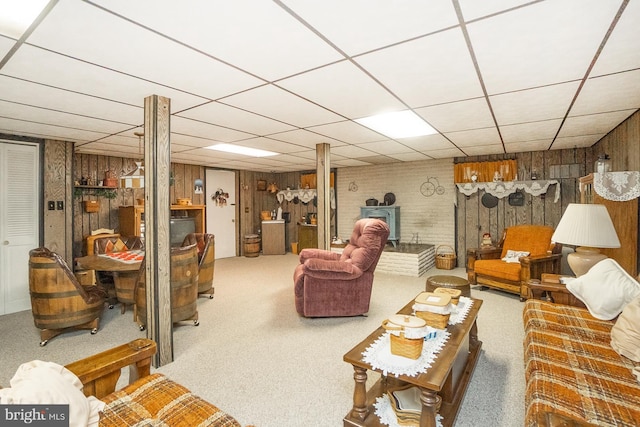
0, 141, 40, 314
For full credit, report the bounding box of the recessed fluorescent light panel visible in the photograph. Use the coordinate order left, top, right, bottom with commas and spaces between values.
206, 143, 278, 157
0, 0, 49, 39
355, 110, 437, 139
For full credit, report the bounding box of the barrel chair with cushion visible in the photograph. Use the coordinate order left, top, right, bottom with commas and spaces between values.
181, 233, 215, 299
28, 247, 106, 346
134, 244, 200, 330
93, 235, 144, 314
293, 218, 390, 317
466, 224, 562, 299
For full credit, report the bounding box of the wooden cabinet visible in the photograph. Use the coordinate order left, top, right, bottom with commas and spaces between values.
119, 205, 206, 237
298, 224, 318, 251
262, 220, 285, 255
579, 173, 638, 276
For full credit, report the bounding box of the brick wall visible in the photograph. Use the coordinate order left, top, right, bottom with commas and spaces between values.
335, 159, 455, 250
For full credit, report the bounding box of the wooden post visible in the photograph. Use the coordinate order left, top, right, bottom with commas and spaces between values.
143, 95, 173, 367
316, 143, 331, 250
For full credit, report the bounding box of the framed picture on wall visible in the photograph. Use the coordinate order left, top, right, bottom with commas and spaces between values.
257, 179, 267, 191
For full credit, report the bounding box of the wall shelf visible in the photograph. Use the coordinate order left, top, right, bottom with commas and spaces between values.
74, 185, 118, 199
456, 180, 560, 202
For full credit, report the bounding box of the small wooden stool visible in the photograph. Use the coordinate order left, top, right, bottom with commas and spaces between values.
425, 275, 471, 298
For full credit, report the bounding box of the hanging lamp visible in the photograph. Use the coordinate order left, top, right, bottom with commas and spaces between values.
120, 132, 145, 189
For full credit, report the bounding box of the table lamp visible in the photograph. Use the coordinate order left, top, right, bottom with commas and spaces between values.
551, 203, 620, 276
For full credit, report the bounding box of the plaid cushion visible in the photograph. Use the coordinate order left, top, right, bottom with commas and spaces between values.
100, 374, 241, 427
524, 300, 640, 427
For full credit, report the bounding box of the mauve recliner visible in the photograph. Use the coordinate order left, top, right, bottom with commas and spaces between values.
293, 218, 390, 317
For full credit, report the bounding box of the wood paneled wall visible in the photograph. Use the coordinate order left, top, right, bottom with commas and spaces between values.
72, 153, 204, 259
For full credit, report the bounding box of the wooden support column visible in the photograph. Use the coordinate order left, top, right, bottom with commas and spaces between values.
316, 143, 331, 250
143, 95, 173, 367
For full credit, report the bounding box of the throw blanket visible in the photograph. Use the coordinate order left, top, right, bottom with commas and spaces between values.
523, 300, 640, 427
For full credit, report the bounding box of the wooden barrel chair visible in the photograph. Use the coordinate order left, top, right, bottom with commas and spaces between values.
182, 233, 215, 299
28, 247, 106, 346
134, 245, 200, 330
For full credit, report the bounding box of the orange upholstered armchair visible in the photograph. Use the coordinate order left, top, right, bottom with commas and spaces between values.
466, 225, 562, 299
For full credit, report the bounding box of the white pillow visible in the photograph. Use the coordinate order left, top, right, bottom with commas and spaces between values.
0, 360, 104, 427
502, 250, 530, 263
567, 258, 640, 320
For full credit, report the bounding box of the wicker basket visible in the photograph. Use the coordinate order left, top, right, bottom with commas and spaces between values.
415, 311, 450, 329
389, 333, 423, 360
83, 200, 99, 213
382, 315, 426, 360
434, 287, 461, 305
435, 245, 456, 270
413, 292, 452, 329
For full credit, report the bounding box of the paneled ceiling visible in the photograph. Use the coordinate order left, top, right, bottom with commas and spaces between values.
0, 0, 638, 172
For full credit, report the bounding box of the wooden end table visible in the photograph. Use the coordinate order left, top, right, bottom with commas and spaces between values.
343, 295, 483, 427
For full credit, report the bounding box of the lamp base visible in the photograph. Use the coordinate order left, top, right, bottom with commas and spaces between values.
567, 247, 607, 277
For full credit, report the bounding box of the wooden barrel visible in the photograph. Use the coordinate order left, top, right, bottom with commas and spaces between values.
29, 252, 104, 331
244, 234, 261, 257
135, 246, 199, 327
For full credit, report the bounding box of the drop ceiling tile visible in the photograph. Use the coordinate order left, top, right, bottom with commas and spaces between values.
170, 133, 217, 148
93, 0, 343, 81
307, 120, 385, 144
0, 116, 109, 141
504, 139, 553, 153
445, 127, 501, 147
171, 116, 252, 143
281, 0, 458, 56
490, 82, 580, 125
552, 134, 604, 149
571, 70, 640, 116
355, 140, 415, 155
500, 119, 563, 143
267, 129, 346, 149
458, 0, 536, 21
0, 99, 133, 134
461, 144, 505, 155
29, 0, 263, 100
0, 35, 15, 57
396, 134, 454, 151
590, 0, 640, 77
232, 137, 308, 154
357, 155, 398, 165
0, 75, 142, 124
330, 144, 378, 159
221, 84, 343, 128
178, 101, 295, 136
558, 110, 636, 138
276, 61, 405, 119
2, 45, 208, 112
387, 152, 431, 162
356, 28, 484, 107
415, 98, 494, 132
468, 0, 622, 93
425, 148, 468, 159
331, 158, 373, 167
270, 153, 317, 166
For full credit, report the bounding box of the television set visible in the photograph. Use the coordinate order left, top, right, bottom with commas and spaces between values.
170, 217, 196, 247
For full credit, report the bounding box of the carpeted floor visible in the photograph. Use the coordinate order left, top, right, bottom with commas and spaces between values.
0, 253, 525, 426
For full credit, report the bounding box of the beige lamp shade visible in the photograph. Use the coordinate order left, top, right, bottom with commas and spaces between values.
552, 203, 620, 276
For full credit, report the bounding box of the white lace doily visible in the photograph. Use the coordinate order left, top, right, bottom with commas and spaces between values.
374, 395, 443, 427
362, 329, 450, 377
447, 296, 473, 325
456, 180, 560, 203
276, 188, 336, 208
593, 172, 640, 201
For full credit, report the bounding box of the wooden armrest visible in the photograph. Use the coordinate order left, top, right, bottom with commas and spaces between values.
467, 247, 502, 258
65, 339, 157, 399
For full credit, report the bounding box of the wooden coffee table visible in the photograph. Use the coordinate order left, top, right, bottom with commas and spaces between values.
343, 295, 483, 427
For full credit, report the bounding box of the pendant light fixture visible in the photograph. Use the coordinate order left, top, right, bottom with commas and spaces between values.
120, 132, 145, 189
